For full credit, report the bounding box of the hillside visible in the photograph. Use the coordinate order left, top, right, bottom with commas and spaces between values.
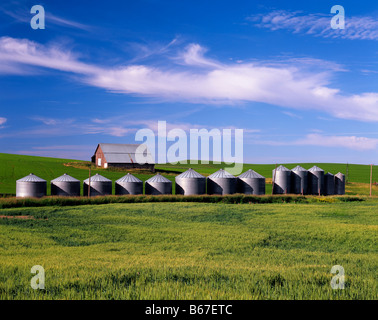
0, 153, 377, 196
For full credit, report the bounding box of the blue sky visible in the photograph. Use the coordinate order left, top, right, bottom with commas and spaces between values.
1, 0, 378, 164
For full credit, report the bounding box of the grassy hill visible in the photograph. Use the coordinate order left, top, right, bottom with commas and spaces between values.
0, 153, 377, 196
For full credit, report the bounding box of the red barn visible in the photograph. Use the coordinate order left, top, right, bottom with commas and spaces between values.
92, 143, 155, 172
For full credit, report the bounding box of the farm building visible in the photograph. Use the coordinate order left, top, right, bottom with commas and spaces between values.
91, 143, 155, 171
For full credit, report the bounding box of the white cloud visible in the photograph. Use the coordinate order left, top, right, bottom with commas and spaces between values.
282, 111, 302, 119
179, 44, 222, 68
0, 117, 6, 125
0, 6, 93, 31
1, 37, 378, 122
251, 133, 378, 151
249, 10, 378, 41
294, 134, 378, 150
32, 117, 76, 126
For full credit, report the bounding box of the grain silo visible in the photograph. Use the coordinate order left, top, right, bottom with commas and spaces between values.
175, 168, 206, 195
83, 173, 112, 196
334, 172, 346, 195
272, 165, 291, 194
308, 166, 325, 195
51, 173, 80, 196
16, 173, 46, 198
207, 169, 237, 195
291, 165, 308, 194
145, 173, 172, 195
237, 169, 265, 195
324, 172, 335, 195
115, 173, 143, 195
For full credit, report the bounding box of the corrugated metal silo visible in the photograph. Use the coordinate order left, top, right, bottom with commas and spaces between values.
16, 173, 46, 198
83, 173, 112, 196
207, 169, 237, 195
291, 165, 308, 194
145, 173, 172, 195
272, 165, 291, 194
324, 172, 335, 195
51, 173, 80, 196
334, 172, 346, 195
237, 169, 265, 195
115, 173, 143, 195
308, 166, 325, 195
175, 168, 206, 195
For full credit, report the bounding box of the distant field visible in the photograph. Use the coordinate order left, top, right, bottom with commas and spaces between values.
0, 153, 377, 196
0, 201, 376, 299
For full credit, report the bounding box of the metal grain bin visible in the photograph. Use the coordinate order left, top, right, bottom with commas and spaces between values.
83, 173, 112, 196
291, 165, 308, 195
16, 173, 46, 198
207, 169, 237, 195
115, 173, 143, 195
237, 169, 265, 195
51, 173, 80, 197
308, 166, 325, 195
272, 165, 291, 194
324, 172, 335, 196
145, 173, 172, 195
334, 172, 346, 195
175, 168, 206, 195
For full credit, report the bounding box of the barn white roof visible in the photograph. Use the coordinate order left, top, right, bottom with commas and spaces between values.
97, 143, 154, 164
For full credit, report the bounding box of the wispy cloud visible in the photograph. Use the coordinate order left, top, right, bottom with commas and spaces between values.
1, 37, 378, 122
0, 117, 7, 126
295, 134, 378, 150
282, 111, 302, 119
126, 38, 180, 63
31, 117, 76, 126
252, 133, 378, 151
0, 5, 93, 31
249, 10, 378, 41
47, 13, 93, 31
2, 115, 253, 140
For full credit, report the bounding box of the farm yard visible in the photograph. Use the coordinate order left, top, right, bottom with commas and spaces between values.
0, 153, 377, 196
0, 153, 377, 300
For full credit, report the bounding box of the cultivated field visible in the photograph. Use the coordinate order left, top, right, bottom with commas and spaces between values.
0, 153, 377, 300
0, 201, 377, 299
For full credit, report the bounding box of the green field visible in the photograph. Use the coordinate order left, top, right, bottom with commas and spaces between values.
0, 153, 377, 196
0, 201, 377, 299
0, 153, 377, 300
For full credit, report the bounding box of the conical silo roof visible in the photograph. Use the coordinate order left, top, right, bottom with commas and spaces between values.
17, 173, 46, 182
116, 173, 142, 183
335, 172, 345, 178
51, 173, 80, 182
238, 169, 264, 179
176, 168, 205, 179
208, 169, 236, 179
291, 165, 307, 171
309, 166, 324, 172
274, 165, 290, 171
84, 173, 111, 183
146, 173, 171, 183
